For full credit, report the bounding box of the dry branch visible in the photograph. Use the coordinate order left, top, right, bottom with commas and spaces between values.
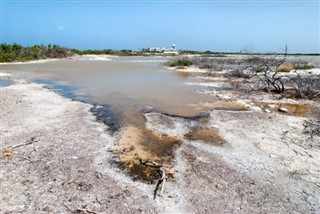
140, 159, 167, 200
11, 137, 38, 149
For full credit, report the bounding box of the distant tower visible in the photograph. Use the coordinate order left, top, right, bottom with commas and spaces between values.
172, 44, 176, 50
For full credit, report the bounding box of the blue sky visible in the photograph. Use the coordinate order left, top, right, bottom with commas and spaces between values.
1, 0, 319, 53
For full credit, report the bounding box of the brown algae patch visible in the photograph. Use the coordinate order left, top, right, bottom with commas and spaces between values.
277, 103, 312, 117
197, 101, 249, 111
258, 102, 313, 117
114, 126, 180, 181
184, 128, 227, 146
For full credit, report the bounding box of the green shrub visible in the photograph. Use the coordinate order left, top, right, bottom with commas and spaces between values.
169, 58, 193, 67
16, 56, 35, 61
0, 53, 14, 62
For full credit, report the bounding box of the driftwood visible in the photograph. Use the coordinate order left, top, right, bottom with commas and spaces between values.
140, 160, 166, 200
64, 203, 97, 214
11, 137, 37, 149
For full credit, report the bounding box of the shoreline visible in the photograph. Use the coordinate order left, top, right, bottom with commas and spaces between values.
0, 58, 62, 65
0, 54, 171, 65
2, 52, 320, 65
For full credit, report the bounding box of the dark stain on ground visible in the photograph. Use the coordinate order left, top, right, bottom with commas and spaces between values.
129, 163, 162, 182
142, 129, 182, 158
90, 105, 123, 133
34, 79, 80, 100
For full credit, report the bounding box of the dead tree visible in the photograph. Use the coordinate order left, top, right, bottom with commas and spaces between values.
243, 46, 288, 93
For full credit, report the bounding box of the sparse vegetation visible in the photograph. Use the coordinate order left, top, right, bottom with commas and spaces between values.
233, 46, 320, 99
164, 46, 319, 100
290, 72, 320, 99
167, 58, 193, 67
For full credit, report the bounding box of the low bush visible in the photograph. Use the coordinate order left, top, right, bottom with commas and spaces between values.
277, 64, 294, 72
169, 58, 193, 67
0, 53, 14, 62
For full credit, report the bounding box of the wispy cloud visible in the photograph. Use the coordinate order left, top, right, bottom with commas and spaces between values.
57, 26, 65, 31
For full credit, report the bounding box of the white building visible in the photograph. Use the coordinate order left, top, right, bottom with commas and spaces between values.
148, 44, 179, 54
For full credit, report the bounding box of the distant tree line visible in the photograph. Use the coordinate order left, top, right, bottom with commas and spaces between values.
0, 43, 74, 62
1, 43, 319, 63
0, 43, 144, 62
75, 49, 139, 56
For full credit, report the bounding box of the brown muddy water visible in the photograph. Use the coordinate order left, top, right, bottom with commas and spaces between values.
1, 57, 214, 122
1, 56, 217, 180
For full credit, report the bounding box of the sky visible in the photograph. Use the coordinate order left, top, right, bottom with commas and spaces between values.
1, 0, 319, 53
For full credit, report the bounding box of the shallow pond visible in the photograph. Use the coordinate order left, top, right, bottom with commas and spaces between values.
1, 56, 214, 126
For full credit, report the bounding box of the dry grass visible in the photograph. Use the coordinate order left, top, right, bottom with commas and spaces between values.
277, 63, 294, 72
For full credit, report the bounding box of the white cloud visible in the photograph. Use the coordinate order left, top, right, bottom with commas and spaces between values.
57, 26, 65, 31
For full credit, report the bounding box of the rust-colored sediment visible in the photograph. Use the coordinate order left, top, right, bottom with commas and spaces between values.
184, 128, 227, 146
259, 102, 312, 117
114, 126, 179, 181
278, 103, 310, 116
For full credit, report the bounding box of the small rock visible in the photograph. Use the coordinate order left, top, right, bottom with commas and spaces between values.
278, 107, 288, 113
250, 106, 263, 112
43, 204, 54, 212
267, 104, 277, 109
95, 172, 103, 179
264, 109, 271, 113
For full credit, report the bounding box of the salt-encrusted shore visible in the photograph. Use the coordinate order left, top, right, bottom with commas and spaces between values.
0, 78, 164, 213
1, 73, 319, 213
